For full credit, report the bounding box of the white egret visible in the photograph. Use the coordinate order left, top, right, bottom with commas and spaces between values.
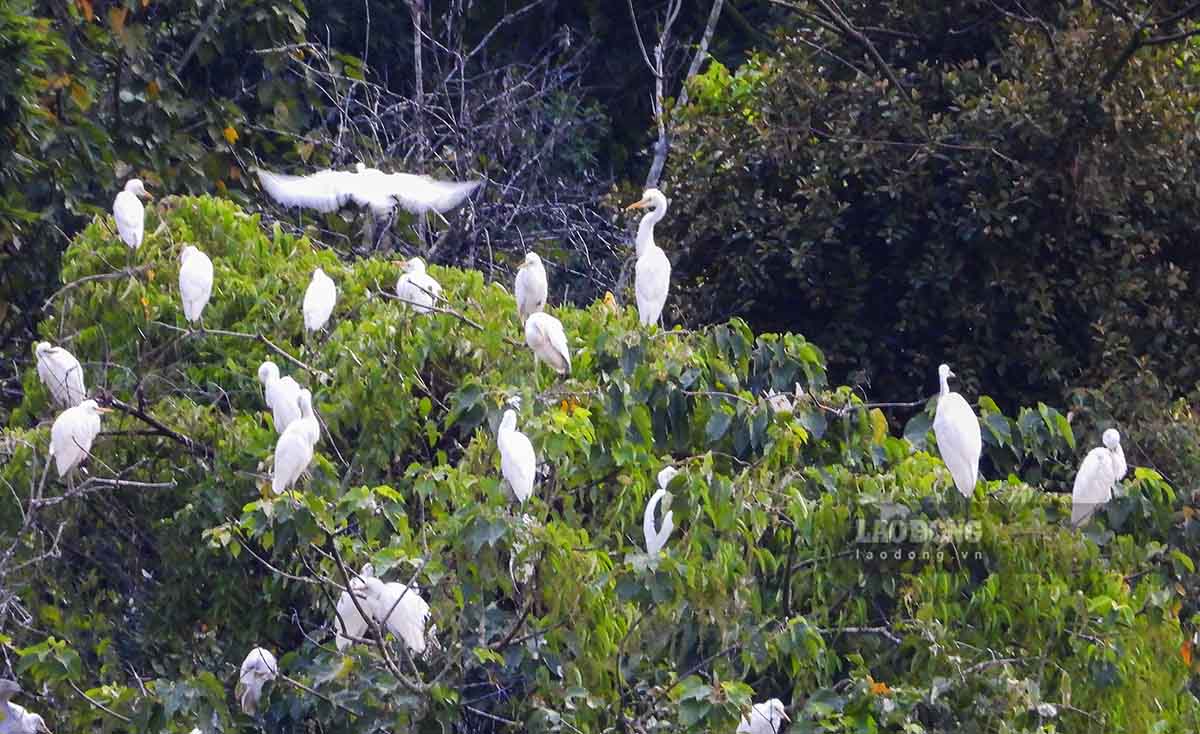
179, 245, 214, 325
0, 679, 50, 734
256, 164, 480, 218
395, 258, 442, 314
1071, 429, 1126, 528
524, 311, 571, 375
498, 409, 536, 504
334, 564, 374, 651
644, 467, 677, 556
271, 389, 319, 494
257, 361, 302, 433
514, 252, 548, 323
932, 364, 982, 499
625, 189, 672, 326
113, 179, 151, 249
362, 575, 432, 656
34, 342, 86, 408
49, 399, 108, 478
235, 647, 277, 716
302, 268, 337, 332
736, 698, 790, 734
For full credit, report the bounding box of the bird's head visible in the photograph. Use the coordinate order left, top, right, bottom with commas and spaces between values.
125, 178, 152, 200
179, 245, 199, 263
765, 698, 790, 724
81, 399, 111, 415
313, 267, 325, 278
399, 257, 425, 275
625, 188, 667, 212
500, 408, 518, 433
938, 363, 955, 382
657, 466, 679, 490
257, 361, 279, 384
520, 252, 541, 269
34, 341, 51, 358
1102, 428, 1121, 450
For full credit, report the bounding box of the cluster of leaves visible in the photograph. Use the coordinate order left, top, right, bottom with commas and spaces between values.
0, 196, 1196, 732
664, 1, 1200, 416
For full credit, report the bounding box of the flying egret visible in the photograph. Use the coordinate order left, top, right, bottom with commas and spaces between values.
179, 245, 214, 325
524, 311, 571, 375
1071, 429, 1126, 528
644, 467, 677, 556
113, 179, 151, 249
0, 679, 50, 734
395, 258, 443, 314
334, 564, 374, 651
736, 698, 790, 734
302, 268, 337, 332
257, 361, 302, 433
514, 252, 548, 323
362, 575, 432, 656
34, 342, 86, 408
256, 165, 480, 218
271, 389, 319, 494
498, 409, 536, 504
50, 399, 109, 478
235, 647, 278, 716
625, 189, 672, 326
932, 364, 982, 499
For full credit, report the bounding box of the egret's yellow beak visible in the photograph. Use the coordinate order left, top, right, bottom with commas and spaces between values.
96, 407, 113, 414
140, 189, 154, 201
782, 711, 791, 722
625, 198, 649, 211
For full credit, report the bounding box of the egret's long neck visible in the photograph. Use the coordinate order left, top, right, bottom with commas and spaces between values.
939, 374, 950, 398
636, 206, 666, 257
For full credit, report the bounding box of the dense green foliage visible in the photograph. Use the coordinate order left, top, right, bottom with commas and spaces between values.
1, 197, 1197, 732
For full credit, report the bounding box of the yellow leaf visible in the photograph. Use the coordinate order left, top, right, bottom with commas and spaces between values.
77, 0, 94, 22
869, 408, 888, 445
1183, 640, 1192, 668
142, 0, 151, 7
222, 126, 239, 144
108, 6, 128, 36
215, 179, 227, 193
146, 80, 160, 99
868, 678, 892, 696
69, 82, 92, 111
229, 166, 241, 182
147, 269, 155, 282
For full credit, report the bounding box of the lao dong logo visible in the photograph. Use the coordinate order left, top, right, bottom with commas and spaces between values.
852, 512, 984, 563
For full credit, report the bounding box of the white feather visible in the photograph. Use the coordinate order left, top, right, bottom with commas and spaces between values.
35, 342, 86, 407
736, 698, 790, 734
363, 577, 432, 655
113, 179, 147, 249
302, 268, 337, 331
271, 390, 319, 493
630, 189, 672, 326
524, 312, 571, 374
514, 252, 548, 323
257, 362, 302, 433
643, 488, 674, 556
396, 258, 442, 314
236, 647, 277, 715
1071, 429, 1125, 527
179, 246, 214, 324
498, 409, 536, 503
256, 165, 480, 216
50, 399, 105, 477
932, 364, 982, 498
334, 567, 373, 651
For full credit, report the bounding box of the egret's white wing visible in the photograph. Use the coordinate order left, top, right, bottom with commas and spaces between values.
39, 347, 86, 407
514, 265, 547, 322
256, 168, 359, 213
544, 318, 571, 374
179, 251, 214, 323
266, 376, 302, 433
1071, 447, 1116, 527
51, 406, 100, 476
368, 580, 431, 655
643, 488, 674, 556
635, 246, 671, 326
933, 392, 982, 498
334, 582, 371, 651
375, 172, 481, 214
113, 190, 145, 248
1111, 444, 1128, 481
499, 430, 536, 503
272, 425, 314, 493
303, 272, 337, 331
396, 272, 441, 314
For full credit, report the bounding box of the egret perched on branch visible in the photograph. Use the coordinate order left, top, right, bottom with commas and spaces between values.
235, 647, 277, 716
257, 361, 302, 433
256, 164, 480, 218
626, 188, 672, 326
50, 399, 109, 478
932, 364, 981, 499
524, 312, 570, 375
363, 575, 432, 656
498, 409, 536, 504
737, 698, 790, 734
0, 679, 51, 734
395, 258, 442, 314
34, 342, 86, 408
334, 564, 374, 651
1071, 429, 1127, 528
179, 245, 214, 325
271, 389, 319, 494
302, 267, 337, 332
644, 467, 677, 556
113, 179, 151, 249
514, 252, 547, 323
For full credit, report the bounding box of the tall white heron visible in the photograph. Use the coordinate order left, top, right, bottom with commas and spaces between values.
932, 364, 982, 499
1071, 429, 1126, 528
514, 252, 548, 323
50, 399, 108, 478
736, 698, 790, 734
271, 389, 319, 494
0, 679, 51, 734
257, 361, 302, 433
302, 268, 337, 332
179, 245, 214, 325
113, 179, 151, 249
235, 647, 278, 716
34, 342, 86, 408
498, 409, 536, 504
644, 467, 677, 556
625, 189, 672, 326
395, 258, 443, 314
